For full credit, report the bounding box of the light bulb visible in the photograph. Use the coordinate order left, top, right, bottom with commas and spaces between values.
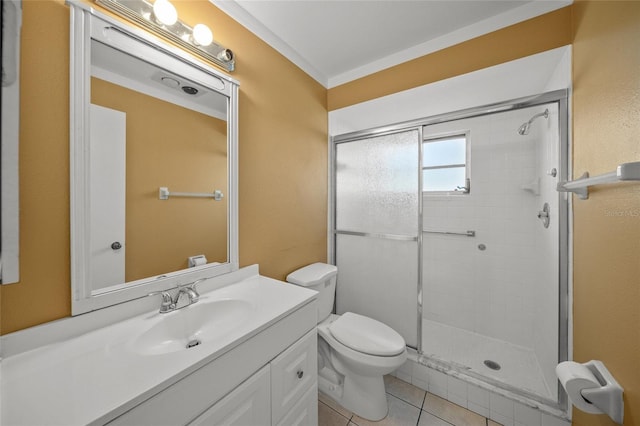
192, 24, 213, 47
153, 0, 178, 26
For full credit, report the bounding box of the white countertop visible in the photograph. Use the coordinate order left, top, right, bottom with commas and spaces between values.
0, 271, 316, 426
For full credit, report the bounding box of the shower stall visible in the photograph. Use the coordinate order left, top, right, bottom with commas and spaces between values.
331, 91, 569, 411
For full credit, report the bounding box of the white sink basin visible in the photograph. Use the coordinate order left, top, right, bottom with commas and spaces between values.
132, 299, 254, 355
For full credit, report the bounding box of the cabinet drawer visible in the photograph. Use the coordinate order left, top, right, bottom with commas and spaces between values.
271, 328, 317, 424
275, 384, 318, 426
189, 365, 270, 426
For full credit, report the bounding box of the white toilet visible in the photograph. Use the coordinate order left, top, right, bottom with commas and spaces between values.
286, 262, 407, 421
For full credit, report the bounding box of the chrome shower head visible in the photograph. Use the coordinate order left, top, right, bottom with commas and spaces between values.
518, 109, 549, 135
517, 122, 530, 135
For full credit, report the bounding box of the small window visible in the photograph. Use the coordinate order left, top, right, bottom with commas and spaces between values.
422, 134, 469, 193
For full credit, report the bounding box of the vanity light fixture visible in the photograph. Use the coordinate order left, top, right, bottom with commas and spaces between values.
151, 0, 177, 26
192, 23, 213, 47
95, 0, 235, 72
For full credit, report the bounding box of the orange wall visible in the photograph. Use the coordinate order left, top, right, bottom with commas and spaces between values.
0, 0, 327, 334
327, 7, 573, 111
174, 1, 329, 281
1, 0, 72, 332
92, 77, 228, 282
571, 2, 640, 425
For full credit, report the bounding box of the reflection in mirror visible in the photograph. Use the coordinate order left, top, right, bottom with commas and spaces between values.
69, 2, 239, 315
1, 0, 22, 284
89, 41, 228, 291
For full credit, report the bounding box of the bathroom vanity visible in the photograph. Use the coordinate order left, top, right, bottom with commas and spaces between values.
0, 266, 318, 425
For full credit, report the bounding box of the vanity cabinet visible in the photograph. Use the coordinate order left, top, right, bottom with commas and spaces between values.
190, 329, 317, 426
189, 365, 271, 425
106, 300, 317, 426
275, 385, 318, 426
270, 329, 317, 424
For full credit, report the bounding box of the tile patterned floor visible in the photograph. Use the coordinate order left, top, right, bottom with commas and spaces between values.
318, 376, 502, 426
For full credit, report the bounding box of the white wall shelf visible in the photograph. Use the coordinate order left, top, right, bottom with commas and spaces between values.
557, 161, 640, 200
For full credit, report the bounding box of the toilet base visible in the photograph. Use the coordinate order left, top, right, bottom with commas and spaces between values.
342, 373, 389, 421
318, 366, 388, 421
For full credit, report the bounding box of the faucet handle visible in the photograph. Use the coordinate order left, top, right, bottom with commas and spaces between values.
188, 278, 207, 291
182, 278, 207, 304
147, 290, 175, 313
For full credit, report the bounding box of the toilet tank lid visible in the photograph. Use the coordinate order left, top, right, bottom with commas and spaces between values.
286, 263, 337, 287
329, 312, 406, 356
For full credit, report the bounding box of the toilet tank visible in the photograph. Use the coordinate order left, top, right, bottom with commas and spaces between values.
286, 263, 337, 323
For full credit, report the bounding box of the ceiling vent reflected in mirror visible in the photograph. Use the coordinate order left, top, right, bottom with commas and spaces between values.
95, 0, 235, 72
151, 71, 204, 98
160, 76, 180, 88
91, 39, 226, 120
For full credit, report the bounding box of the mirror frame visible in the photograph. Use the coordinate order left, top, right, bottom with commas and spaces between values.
68, 1, 239, 315
1, 0, 22, 285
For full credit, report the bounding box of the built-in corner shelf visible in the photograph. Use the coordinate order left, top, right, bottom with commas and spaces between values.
557, 161, 640, 200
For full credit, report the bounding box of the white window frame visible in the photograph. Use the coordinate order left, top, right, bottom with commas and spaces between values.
421, 131, 470, 195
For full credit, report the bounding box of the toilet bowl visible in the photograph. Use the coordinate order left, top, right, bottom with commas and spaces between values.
286, 263, 407, 421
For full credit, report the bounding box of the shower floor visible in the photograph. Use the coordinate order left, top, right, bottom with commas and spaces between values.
422, 319, 553, 400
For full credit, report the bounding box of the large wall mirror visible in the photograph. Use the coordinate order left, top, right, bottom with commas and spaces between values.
69, 2, 238, 315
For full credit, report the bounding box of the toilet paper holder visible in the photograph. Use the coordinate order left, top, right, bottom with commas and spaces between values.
558, 360, 624, 424
188, 254, 208, 268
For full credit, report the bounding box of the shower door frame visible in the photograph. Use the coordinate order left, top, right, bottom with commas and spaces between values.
331, 127, 424, 350
329, 89, 570, 411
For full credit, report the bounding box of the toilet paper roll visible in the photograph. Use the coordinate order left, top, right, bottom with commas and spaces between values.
556, 361, 604, 414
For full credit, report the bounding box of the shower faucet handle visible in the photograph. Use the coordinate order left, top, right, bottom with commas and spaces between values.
537, 203, 550, 228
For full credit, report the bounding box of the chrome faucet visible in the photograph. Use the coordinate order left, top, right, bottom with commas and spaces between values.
148, 278, 206, 313
174, 282, 200, 307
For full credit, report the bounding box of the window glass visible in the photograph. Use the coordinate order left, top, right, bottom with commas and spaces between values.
422, 134, 468, 193
422, 137, 465, 167
423, 167, 466, 192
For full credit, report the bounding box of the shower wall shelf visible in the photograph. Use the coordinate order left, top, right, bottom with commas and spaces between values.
557, 161, 640, 200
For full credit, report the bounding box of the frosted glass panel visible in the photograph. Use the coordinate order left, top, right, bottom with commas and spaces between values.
335, 130, 419, 235
335, 234, 418, 348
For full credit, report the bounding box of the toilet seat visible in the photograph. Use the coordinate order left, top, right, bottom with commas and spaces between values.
329, 312, 405, 356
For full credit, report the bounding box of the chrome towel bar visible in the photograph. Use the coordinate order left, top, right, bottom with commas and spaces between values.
557, 161, 640, 200
158, 187, 224, 201
424, 230, 476, 237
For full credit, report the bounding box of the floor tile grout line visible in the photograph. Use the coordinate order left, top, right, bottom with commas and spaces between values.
421, 391, 477, 426
384, 386, 427, 410
322, 377, 495, 426
319, 399, 352, 425
415, 391, 427, 426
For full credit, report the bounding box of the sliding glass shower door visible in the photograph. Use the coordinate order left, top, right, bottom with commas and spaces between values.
331, 91, 569, 411
333, 129, 421, 348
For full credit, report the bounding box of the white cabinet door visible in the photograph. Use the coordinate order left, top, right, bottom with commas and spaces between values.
189, 365, 271, 426
271, 329, 317, 424
275, 385, 318, 426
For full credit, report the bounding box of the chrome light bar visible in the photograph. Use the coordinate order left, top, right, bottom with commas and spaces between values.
95, 0, 235, 72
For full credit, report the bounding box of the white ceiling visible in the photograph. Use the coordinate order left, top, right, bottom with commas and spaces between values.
212, 0, 571, 88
